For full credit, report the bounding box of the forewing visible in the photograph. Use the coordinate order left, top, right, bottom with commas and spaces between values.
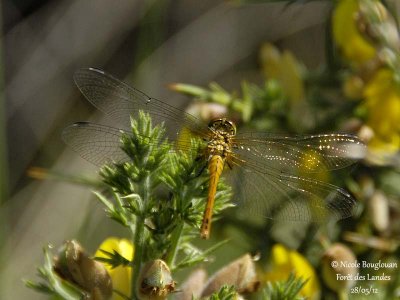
233, 133, 365, 175
73, 68, 206, 138
227, 161, 356, 222
62, 122, 129, 166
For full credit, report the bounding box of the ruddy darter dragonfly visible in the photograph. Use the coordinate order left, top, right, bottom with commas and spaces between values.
63, 68, 366, 239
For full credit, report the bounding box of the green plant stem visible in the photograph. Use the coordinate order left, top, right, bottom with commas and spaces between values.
165, 222, 184, 267
131, 174, 151, 299
0, 2, 6, 205
131, 218, 145, 300
0, 3, 8, 293
385, 257, 400, 299
338, 289, 349, 300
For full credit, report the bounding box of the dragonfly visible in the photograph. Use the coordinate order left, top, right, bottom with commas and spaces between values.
63, 68, 366, 239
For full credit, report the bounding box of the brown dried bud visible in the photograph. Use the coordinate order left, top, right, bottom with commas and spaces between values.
359, 175, 375, 199
175, 269, 207, 300
369, 190, 389, 232
321, 243, 358, 293
138, 259, 176, 300
201, 254, 260, 297
53, 240, 113, 300
343, 231, 398, 252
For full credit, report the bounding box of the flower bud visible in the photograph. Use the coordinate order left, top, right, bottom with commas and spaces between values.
201, 254, 259, 297
138, 259, 175, 300
321, 243, 358, 293
359, 175, 375, 199
358, 125, 374, 144
369, 190, 389, 232
358, 0, 400, 49
186, 102, 228, 123
54, 240, 113, 300
378, 47, 398, 68
175, 269, 207, 300
343, 75, 364, 100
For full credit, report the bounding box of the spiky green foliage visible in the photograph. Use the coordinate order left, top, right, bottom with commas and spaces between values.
24, 246, 84, 300
95, 249, 131, 269
207, 285, 240, 300
98, 111, 233, 299
27, 111, 234, 300
262, 273, 308, 300
96, 112, 232, 268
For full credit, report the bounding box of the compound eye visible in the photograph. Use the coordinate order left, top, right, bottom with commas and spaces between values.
228, 121, 237, 135
209, 119, 222, 130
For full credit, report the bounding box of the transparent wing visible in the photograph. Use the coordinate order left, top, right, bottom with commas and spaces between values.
62, 122, 195, 166
233, 133, 366, 175
73, 68, 206, 138
62, 122, 129, 166
227, 160, 356, 222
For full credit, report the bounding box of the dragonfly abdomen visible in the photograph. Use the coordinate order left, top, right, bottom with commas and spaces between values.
200, 155, 225, 239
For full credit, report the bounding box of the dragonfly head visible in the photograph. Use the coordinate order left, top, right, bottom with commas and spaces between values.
208, 118, 236, 136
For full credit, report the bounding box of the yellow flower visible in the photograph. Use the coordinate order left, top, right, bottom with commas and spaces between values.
363, 68, 400, 154
264, 244, 320, 300
260, 43, 314, 129
260, 43, 305, 104
332, 0, 376, 65
95, 238, 134, 300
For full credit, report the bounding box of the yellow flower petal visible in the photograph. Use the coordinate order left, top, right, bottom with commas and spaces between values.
264, 244, 320, 300
260, 43, 305, 104
272, 244, 291, 266
363, 69, 400, 154
95, 238, 134, 300
332, 0, 376, 64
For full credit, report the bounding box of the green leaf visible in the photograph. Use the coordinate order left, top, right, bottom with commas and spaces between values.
24, 280, 53, 294
174, 239, 229, 270
208, 285, 238, 300
262, 272, 308, 300
95, 249, 131, 269
25, 245, 85, 300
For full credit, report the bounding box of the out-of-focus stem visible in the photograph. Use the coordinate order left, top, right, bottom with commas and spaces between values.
165, 222, 184, 267
131, 217, 145, 300
131, 174, 150, 299
338, 289, 349, 300
28, 167, 104, 188
0, 13, 7, 204
0, 1, 9, 293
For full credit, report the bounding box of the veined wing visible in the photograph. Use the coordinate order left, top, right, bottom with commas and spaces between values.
62, 122, 129, 166
73, 68, 206, 138
62, 122, 195, 167
228, 158, 356, 222
233, 133, 366, 175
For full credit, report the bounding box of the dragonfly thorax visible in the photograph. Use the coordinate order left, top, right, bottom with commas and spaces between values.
207, 118, 236, 159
